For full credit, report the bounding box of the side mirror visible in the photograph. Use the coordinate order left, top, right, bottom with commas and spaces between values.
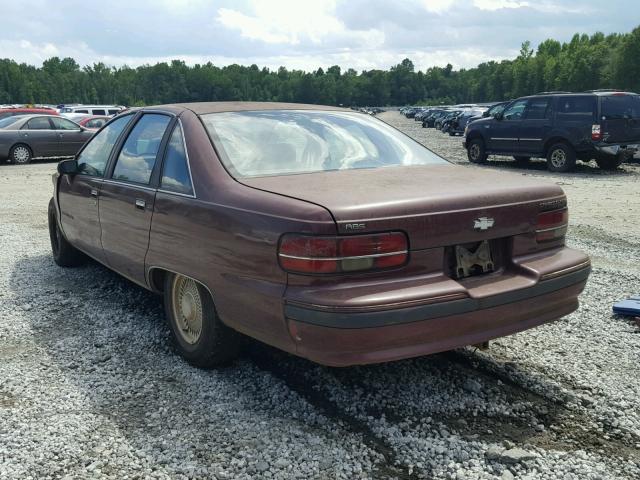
494, 112, 504, 121
482, 111, 489, 118
58, 158, 78, 175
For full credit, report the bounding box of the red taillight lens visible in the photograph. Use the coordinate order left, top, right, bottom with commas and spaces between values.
536, 208, 568, 242
591, 124, 602, 141
279, 232, 408, 274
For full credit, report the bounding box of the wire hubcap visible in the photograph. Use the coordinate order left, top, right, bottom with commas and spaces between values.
172, 276, 203, 345
14, 146, 29, 163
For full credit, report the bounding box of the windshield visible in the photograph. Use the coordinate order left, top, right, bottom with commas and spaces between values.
0, 116, 21, 128
202, 110, 447, 178
601, 94, 640, 119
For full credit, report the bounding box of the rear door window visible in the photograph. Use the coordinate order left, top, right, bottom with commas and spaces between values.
51, 117, 80, 130
525, 98, 552, 120
77, 115, 133, 177
601, 94, 640, 120
27, 117, 53, 129
557, 96, 596, 122
92, 109, 106, 116
160, 123, 194, 195
112, 114, 171, 184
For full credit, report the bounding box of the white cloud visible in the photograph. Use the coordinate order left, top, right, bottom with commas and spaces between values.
422, 0, 456, 13
473, 0, 529, 10
216, 0, 383, 47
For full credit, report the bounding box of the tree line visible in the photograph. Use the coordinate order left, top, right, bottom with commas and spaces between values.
1, 25, 639, 107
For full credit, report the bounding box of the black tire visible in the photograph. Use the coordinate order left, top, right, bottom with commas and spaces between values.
467, 138, 488, 164
10, 144, 32, 165
48, 198, 85, 267
513, 156, 531, 165
164, 273, 239, 368
546, 142, 576, 172
595, 155, 623, 170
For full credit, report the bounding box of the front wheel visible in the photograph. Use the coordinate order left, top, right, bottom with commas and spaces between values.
467, 138, 487, 164
48, 198, 85, 267
10, 144, 32, 164
546, 143, 576, 172
164, 273, 239, 368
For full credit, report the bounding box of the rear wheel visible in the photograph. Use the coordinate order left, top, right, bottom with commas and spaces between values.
10, 144, 32, 164
595, 155, 623, 170
467, 138, 487, 164
48, 198, 85, 267
546, 143, 576, 172
164, 273, 239, 368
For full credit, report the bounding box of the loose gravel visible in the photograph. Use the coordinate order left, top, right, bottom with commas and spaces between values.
1, 113, 639, 479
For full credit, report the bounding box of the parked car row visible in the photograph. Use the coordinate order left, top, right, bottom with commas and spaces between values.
401, 90, 640, 172
463, 91, 640, 172
0, 104, 128, 164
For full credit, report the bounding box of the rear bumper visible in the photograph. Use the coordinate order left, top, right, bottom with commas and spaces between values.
594, 143, 639, 157
285, 260, 590, 367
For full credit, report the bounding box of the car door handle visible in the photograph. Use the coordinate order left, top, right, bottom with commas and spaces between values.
90, 189, 98, 197
135, 199, 146, 210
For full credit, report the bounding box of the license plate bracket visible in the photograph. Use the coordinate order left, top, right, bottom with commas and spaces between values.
454, 240, 494, 279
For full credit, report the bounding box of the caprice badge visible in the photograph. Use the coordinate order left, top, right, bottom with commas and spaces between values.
473, 217, 495, 231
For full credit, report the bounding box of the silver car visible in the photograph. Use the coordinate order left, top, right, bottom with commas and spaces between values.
0, 114, 94, 164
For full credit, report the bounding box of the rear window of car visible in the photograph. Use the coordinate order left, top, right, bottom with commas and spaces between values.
0, 116, 20, 128
202, 110, 447, 178
601, 94, 640, 119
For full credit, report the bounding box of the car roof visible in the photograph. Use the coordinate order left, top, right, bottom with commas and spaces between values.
519, 91, 638, 100
149, 101, 351, 116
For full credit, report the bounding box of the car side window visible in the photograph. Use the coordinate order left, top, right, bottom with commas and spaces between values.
525, 98, 552, 120
557, 96, 596, 122
27, 117, 53, 129
112, 114, 171, 185
77, 115, 133, 177
92, 109, 106, 116
51, 117, 80, 130
160, 123, 194, 196
502, 100, 527, 121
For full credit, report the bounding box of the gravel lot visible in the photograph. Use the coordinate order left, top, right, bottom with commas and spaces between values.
1, 112, 639, 479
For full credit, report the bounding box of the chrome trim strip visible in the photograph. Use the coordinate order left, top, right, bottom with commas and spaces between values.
177, 118, 197, 198
520, 138, 542, 141
535, 224, 568, 233
102, 178, 156, 192
540, 260, 591, 281
156, 189, 196, 199
278, 250, 408, 262
490, 137, 518, 141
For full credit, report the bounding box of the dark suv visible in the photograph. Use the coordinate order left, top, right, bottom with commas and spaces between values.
463, 91, 640, 172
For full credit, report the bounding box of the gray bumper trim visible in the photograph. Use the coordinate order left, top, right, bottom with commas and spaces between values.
285, 266, 590, 329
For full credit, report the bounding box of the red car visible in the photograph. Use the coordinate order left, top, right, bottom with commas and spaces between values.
75, 116, 111, 130
48, 102, 590, 368
0, 107, 59, 121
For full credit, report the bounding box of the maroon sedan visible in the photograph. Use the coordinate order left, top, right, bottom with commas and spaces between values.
48, 102, 590, 367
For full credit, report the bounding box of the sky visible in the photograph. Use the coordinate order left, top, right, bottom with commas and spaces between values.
0, 0, 638, 72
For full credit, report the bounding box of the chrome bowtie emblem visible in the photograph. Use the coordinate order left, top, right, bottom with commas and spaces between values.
474, 217, 495, 231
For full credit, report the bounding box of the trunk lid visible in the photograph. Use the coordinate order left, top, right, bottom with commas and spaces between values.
601, 94, 640, 143
241, 164, 565, 250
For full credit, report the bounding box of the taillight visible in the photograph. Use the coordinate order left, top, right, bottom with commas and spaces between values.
279, 232, 408, 274
536, 208, 568, 242
591, 124, 602, 141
